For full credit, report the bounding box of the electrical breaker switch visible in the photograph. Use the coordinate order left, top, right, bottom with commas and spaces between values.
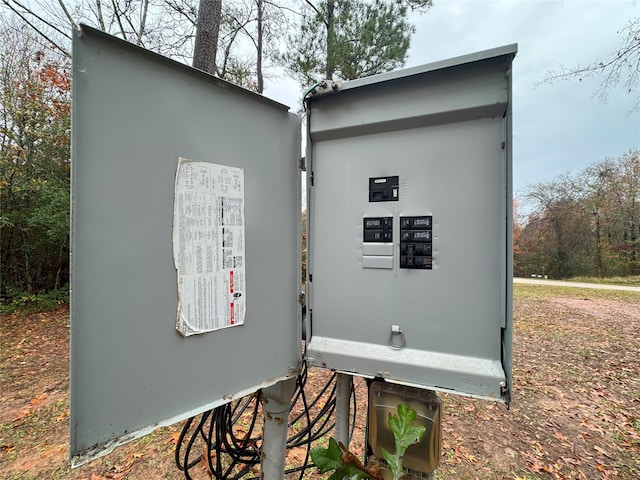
400, 216, 433, 269
401, 216, 432, 228
363, 217, 393, 243
401, 243, 432, 255
363, 216, 393, 269
401, 230, 432, 242
414, 257, 432, 268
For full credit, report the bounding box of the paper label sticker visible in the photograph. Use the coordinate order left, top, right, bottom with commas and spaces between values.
173, 158, 246, 336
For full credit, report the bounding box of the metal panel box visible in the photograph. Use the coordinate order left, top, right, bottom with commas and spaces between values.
305, 46, 516, 403
71, 26, 514, 464
71, 26, 301, 464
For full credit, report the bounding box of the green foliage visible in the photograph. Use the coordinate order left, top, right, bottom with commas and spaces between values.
280, 0, 428, 85
0, 285, 69, 314
311, 438, 371, 480
1, 21, 71, 303
518, 149, 640, 279
380, 404, 426, 480
310, 403, 425, 480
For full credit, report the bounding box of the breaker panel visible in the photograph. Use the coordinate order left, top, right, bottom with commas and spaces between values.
363, 178, 434, 270
400, 216, 433, 269
362, 217, 393, 269
305, 43, 515, 403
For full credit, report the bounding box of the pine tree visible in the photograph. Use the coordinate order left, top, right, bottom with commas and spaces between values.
281, 0, 431, 85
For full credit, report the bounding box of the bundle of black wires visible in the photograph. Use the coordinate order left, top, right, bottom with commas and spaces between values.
175, 359, 357, 479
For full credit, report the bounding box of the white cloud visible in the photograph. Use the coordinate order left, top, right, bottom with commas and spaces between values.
408, 0, 639, 197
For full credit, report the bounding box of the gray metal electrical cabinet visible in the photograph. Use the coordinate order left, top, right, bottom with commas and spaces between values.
305, 46, 516, 403
71, 24, 514, 464
71, 26, 301, 464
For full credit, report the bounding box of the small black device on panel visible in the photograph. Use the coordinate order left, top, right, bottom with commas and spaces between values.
400, 216, 433, 269
369, 176, 399, 202
363, 217, 393, 242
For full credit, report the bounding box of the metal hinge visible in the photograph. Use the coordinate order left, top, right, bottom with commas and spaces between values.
299, 157, 306, 172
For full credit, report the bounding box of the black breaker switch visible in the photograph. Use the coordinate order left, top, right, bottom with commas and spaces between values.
400, 216, 433, 269
363, 217, 393, 243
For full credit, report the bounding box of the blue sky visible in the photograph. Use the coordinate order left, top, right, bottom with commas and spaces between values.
264, 0, 639, 208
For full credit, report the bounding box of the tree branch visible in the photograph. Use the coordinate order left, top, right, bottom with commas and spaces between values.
2, 1, 71, 57
232, 15, 258, 49
122, 4, 140, 42
538, 17, 640, 113
57, 0, 78, 30
304, 0, 326, 26
264, 0, 302, 17
165, 0, 198, 27
110, 0, 128, 39
7, 0, 72, 40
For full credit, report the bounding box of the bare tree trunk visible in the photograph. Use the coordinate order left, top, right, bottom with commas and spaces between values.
193, 0, 222, 75
95, 0, 106, 30
256, 0, 264, 93
137, 0, 150, 45
594, 211, 604, 277
325, 0, 335, 79
20, 230, 32, 292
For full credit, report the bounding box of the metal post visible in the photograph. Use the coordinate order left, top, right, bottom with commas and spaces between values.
261, 377, 296, 480
334, 373, 353, 447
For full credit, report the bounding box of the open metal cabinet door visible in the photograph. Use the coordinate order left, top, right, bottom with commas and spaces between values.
305, 45, 516, 403
71, 25, 301, 464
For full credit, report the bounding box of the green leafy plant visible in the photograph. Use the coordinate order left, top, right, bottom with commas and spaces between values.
0, 285, 69, 314
311, 437, 373, 480
380, 404, 426, 480
310, 403, 426, 480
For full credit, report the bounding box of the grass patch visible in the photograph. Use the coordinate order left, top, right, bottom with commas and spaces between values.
568, 275, 640, 286
513, 283, 640, 303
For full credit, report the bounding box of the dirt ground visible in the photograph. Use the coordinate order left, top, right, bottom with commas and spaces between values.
1, 285, 639, 479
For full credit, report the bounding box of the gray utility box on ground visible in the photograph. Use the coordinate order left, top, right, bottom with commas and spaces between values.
305, 46, 516, 403
71, 24, 515, 464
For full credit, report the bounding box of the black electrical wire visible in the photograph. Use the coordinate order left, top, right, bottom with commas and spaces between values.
175, 396, 262, 480
175, 410, 211, 478
175, 354, 359, 479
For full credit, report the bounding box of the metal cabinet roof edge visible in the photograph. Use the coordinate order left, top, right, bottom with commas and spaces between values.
309, 43, 518, 98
